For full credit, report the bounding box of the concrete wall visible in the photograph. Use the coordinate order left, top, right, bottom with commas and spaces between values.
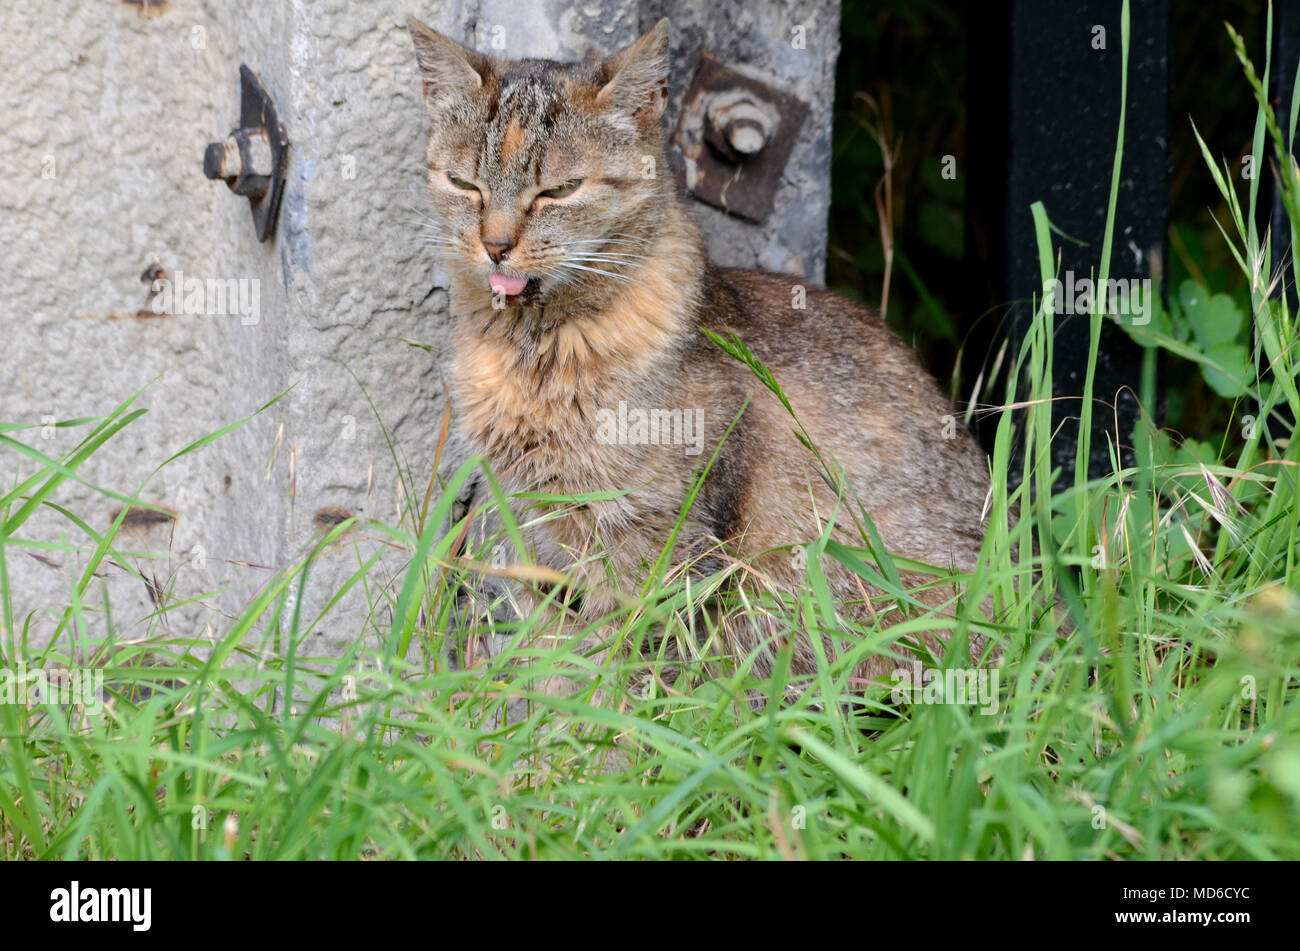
0, 0, 838, 665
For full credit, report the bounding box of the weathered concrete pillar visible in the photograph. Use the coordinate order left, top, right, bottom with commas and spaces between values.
1, 0, 839, 660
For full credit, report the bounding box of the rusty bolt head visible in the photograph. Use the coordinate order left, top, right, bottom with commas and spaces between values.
203, 138, 241, 182
703, 92, 777, 163
725, 117, 767, 156
204, 127, 272, 198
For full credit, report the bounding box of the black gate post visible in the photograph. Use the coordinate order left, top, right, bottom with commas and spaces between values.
1272, 0, 1300, 298
966, 0, 1170, 487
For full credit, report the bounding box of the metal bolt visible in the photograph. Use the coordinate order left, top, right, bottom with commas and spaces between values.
704, 91, 776, 163
204, 64, 289, 242
204, 128, 272, 198
724, 117, 767, 156
203, 138, 240, 182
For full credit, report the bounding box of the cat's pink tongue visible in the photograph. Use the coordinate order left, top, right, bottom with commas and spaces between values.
489, 272, 528, 297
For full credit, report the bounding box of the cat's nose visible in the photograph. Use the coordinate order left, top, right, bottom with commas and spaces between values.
482, 239, 513, 263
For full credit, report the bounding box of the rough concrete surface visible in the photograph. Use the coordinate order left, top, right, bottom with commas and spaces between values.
0, 1, 838, 674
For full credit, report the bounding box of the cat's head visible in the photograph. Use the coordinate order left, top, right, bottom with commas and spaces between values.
408, 16, 672, 307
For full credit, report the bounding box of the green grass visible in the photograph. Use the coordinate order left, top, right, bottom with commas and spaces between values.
2, 1, 1300, 859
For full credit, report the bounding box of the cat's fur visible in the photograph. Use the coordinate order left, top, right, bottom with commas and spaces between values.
408, 16, 993, 684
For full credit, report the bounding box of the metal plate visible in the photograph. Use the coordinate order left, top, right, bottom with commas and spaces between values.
238, 64, 289, 243
672, 54, 809, 223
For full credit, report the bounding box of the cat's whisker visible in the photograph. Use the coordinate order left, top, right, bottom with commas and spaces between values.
564, 245, 655, 255
565, 235, 652, 243
539, 262, 588, 289
418, 239, 460, 249
562, 237, 653, 250
416, 238, 462, 253
566, 247, 652, 256
535, 265, 580, 290
555, 262, 637, 283
565, 248, 653, 259
566, 253, 653, 264
416, 237, 463, 261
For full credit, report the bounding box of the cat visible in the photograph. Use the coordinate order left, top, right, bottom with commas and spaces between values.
407, 16, 994, 689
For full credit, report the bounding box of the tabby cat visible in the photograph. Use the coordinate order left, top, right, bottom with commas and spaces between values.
407, 16, 993, 684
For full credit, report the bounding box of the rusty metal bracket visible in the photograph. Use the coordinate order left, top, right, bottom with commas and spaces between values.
203, 65, 289, 242
672, 54, 808, 223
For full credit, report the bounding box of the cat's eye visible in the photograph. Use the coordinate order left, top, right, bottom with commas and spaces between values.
537, 178, 583, 200
446, 173, 480, 192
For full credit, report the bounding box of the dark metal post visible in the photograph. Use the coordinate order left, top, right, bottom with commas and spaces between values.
966, 0, 1169, 487
1272, 0, 1300, 301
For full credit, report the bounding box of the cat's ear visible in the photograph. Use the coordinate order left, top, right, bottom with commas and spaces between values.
407, 16, 487, 107
595, 18, 670, 133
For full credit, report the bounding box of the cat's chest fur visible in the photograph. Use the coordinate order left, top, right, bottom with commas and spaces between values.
448, 273, 693, 524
